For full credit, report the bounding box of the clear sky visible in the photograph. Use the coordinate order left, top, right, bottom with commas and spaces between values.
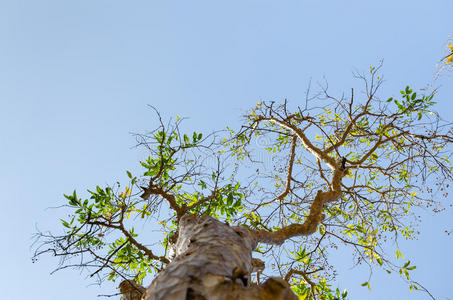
0, 1, 452, 299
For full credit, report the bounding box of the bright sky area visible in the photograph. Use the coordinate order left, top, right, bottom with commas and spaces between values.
0, 1, 452, 299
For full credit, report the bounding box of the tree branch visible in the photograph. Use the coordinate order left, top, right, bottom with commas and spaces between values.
250, 167, 345, 245
276, 135, 298, 201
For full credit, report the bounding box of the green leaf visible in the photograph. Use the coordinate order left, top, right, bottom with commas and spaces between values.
377, 257, 383, 266
361, 281, 371, 290
60, 219, 70, 228
227, 193, 234, 206
403, 269, 410, 280
403, 260, 410, 268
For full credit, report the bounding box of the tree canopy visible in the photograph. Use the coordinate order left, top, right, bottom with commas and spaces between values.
34, 65, 453, 299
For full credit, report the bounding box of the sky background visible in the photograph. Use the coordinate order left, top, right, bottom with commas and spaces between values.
0, 1, 452, 299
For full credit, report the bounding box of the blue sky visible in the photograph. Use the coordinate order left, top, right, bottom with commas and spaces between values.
0, 1, 452, 299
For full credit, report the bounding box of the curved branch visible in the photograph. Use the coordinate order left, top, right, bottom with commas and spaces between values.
251, 167, 345, 245
256, 116, 337, 170
140, 185, 184, 220
276, 135, 298, 201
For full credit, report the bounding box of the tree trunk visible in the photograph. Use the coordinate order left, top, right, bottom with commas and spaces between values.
142, 214, 297, 300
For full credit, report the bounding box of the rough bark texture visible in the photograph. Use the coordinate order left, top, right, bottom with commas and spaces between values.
143, 215, 297, 300
120, 280, 146, 300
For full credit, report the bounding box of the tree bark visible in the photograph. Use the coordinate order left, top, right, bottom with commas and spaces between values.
120, 280, 146, 300
142, 214, 297, 300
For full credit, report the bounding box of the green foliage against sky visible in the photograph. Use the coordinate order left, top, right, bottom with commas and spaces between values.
34, 65, 452, 300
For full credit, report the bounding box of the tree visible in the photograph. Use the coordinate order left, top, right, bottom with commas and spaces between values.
34, 65, 453, 300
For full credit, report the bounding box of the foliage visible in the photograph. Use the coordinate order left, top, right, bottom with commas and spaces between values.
33, 65, 452, 299
444, 43, 453, 65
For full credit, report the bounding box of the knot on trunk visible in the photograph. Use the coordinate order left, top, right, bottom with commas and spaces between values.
260, 277, 298, 300
119, 280, 145, 300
